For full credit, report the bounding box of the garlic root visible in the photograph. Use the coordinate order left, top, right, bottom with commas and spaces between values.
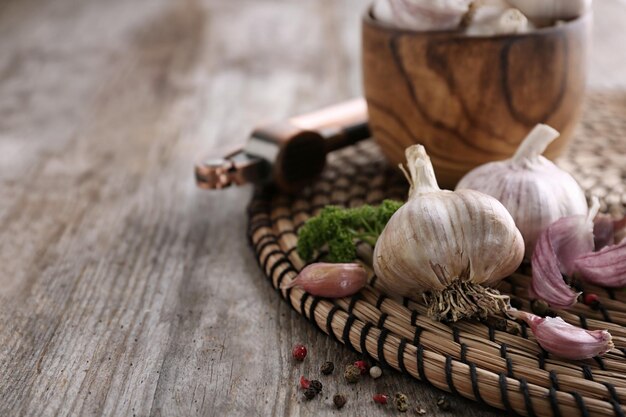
424, 281, 511, 322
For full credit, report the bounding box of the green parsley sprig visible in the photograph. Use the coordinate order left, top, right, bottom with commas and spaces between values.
297, 200, 403, 263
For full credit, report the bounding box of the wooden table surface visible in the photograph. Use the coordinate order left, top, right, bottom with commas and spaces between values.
1, 1, 625, 416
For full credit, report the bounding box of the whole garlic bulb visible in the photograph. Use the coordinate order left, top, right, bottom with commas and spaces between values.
375, 0, 472, 31
374, 145, 524, 322
456, 124, 588, 257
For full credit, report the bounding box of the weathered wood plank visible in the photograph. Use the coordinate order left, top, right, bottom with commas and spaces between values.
0, 0, 624, 416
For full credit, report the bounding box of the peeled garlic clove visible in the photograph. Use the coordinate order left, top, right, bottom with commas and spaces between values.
574, 239, 626, 288
465, 3, 531, 36
594, 214, 626, 250
506, 0, 592, 24
508, 309, 613, 360
374, 145, 524, 322
385, 0, 472, 31
530, 199, 599, 307
457, 124, 588, 258
281, 263, 368, 298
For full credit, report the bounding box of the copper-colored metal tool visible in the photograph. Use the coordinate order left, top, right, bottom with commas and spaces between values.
195, 98, 369, 193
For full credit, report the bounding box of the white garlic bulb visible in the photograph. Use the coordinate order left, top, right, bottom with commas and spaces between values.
506, 0, 592, 23
456, 124, 588, 257
374, 145, 524, 322
374, 0, 472, 31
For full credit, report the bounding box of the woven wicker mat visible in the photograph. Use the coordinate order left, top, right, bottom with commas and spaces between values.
247, 92, 626, 417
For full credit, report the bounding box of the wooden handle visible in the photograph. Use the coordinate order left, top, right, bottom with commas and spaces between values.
196, 99, 370, 192
251, 98, 370, 192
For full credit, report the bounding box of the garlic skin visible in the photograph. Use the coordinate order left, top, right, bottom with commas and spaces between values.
506, 0, 592, 24
376, 0, 472, 31
508, 309, 613, 360
374, 145, 524, 321
281, 263, 367, 298
457, 124, 588, 258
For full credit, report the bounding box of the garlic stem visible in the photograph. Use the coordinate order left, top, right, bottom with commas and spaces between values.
401, 145, 440, 199
511, 124, 560, 167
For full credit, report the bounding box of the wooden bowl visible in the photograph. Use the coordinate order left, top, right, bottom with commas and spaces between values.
362, 10, 591, 188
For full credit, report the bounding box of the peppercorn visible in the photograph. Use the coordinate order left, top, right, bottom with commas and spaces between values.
320, 361, 334, 375
344, 364, 361, 384
333, 393, 347, 409
354, 360, 368, 375
292, 344, 307, 361
530, 299, 550, 317
309, 380, 322, 393
369, 365, 382, 379
303, 387, 317, 400
299, 376, 310, 390
436, 395, 451, 411
584, 293, 600, 309
395, 393, 409, 412
372, 393, 389, 405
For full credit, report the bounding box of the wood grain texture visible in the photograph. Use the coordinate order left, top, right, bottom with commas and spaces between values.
362, 10, 590, 188
0, 0, 624, 416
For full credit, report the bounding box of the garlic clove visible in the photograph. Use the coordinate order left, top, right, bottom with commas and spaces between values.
529, 224, 581, 308
553, 198, 599, 276
574, 239, 626, 288
529, 198, 599, 308
508, 309, 613, 360
593, 214, 626, 250
281, 263, 368, 298
465, 4, 531, 36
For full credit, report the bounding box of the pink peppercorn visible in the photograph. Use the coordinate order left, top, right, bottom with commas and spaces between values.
373, 394, 389, 405
292, 344, 307, 361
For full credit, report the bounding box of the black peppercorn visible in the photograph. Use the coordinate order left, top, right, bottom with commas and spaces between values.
333, 393, 347, 409
303, 387, 317, 400
320, 361, 334, 375
309, 380, 322, 393
530, 299, 550, 317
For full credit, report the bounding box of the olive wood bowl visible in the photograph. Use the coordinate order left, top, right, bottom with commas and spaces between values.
362, 9, 591, 188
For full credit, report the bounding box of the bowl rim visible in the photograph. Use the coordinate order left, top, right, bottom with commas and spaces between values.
363, 4, 591, 39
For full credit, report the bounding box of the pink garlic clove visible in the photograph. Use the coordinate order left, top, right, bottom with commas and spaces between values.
575, 239, 626, 288
529, 228, 580, 308
281, 263, 368, 298
529, 199, 600, 308
508, 309, 614, 360
593, 214, 626, 250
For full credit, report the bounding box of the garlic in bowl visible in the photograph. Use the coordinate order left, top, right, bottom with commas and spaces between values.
362, 1, 591, 188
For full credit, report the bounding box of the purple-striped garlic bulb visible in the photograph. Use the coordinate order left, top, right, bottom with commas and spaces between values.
457, 124, 588, 258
